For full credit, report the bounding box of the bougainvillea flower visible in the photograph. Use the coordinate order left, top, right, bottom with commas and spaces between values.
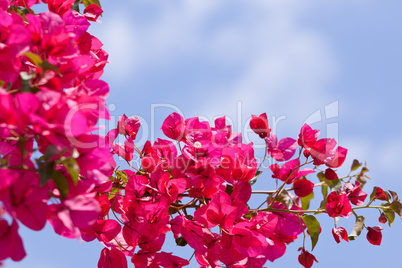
98, 248, 128, 268
131, 251, 189, 268
372, 187, 388, 201
326, 191, 352, 218
344, 181, 367, 206
184, 116, 212, 143
293, 178, 314, 197
112, 138, 134, 162
309, 138, 336, 164
366, 226, 383, 245
106, 128, 118, 147
231, 225, 268, 257
194, 191, 237, 230
298, 248, 318, 268
324, 168, 338, 181
0, 219, 26, 261
48, 195, 101, 238
378, 212, 388, 224
269, 158, 315, 184
298, 124, 320, 148
273, 203, 304, 241
84, 4, 103, 22
82, 219, 121, 243
250, 113, 270, 138
332, 227, 349, 243
325, 146, 348, 168
0, 0, 9, 10
117, 114, 141, 140
266, 133, 297, 161
48, 0, 75, 16
161, 112, 185, 141
0, 170, 48, 231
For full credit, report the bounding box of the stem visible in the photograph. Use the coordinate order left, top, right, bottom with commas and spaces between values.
256, 139, 268, 173
133, 143, 143, 157
126, 161, 142, 173
297, 214, 306, 249
352, 205, 389, 210
188, 251, 195, 263
251, 181, 326, 195
250, 207, 326, 214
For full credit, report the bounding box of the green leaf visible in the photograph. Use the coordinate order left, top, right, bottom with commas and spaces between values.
301, 191, 314, 210
44, 145, 60, 161
326, 178, 342, 192
52, 170, 69, 199
275, 189, 292, 210
389, 190, 399, 202
383, 209, 395, 227
41, 60, 62, 76
317, 172, 328, 199
24, 52, 43, 66
83, 0, 102, 8
225, 184, 234, 196
72, 0, 80, 12
249, 170, 262, 186
61, 157, 80, 185
302, 215, 321, 251
350, 159, 362, 171
348, 215, 365, 240
36, 160, 56, 186
175, 236, 188, 247
115, 170, 128, 184
390, 200, 402, 219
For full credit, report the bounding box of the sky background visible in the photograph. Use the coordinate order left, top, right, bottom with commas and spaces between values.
7, 0, 402, 267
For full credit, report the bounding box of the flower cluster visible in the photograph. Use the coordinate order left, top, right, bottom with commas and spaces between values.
96, 112, 402, 268
0, 0, 113, 262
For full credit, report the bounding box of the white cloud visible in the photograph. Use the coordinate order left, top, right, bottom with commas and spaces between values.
94, 0, 354, 133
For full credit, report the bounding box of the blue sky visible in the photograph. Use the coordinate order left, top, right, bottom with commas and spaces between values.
7, 1, 402, 267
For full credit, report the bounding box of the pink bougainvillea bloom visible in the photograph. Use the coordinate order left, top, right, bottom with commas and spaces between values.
372, 187, 388, 201
332, 227, 349, 243
194, 191, 237, 230
48, 195, 101, 238
298, 248, 318, 268
366, 226, 383, 246
48, 0, 75, 16
0, 219, 26, 262
293, 179, 314, 197
310, 138, 336, 164
326, 191, 352, 218
231, 225, 267, 258
250, 113, 270, 138
131, 251, 189, 268
117, 114, 141, 140
84, 4, 103, 22
378, 212, 388, 224
344, 181, 367, 206
325, 146, 348, 168
0, 0, 9, 10
83, 219, 121, 243
161, 113, 185, 141
324, 168, 338, 181
298, 124, 320, 148
269, 158, 315, 184
106, 128, 118, 147
112, 138, 134, 162
98, 248, 128, 268
266, 133, 297, 162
